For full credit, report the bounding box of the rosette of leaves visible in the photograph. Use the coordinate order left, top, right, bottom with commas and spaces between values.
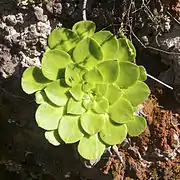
21, 21, 150, 160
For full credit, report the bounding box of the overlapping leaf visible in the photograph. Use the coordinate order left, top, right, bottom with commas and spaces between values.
58, 115, 84, 143
48, 28, 79, 51
21, 66, 51, 94
42, 49, 72, 80
78, 134, 106, 160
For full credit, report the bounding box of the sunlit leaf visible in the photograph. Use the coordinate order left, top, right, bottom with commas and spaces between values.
82, 82, 95, 93
95, 84, 108, 96
58, 115, 84, 143
126, 115, 147, 136
83, 68, 103, 84
35, 91, 56, 106
100, 118, 127, 145
65, 64, 85, 87
93, 31, 118, 60
21, 66, 51, 94
45, 130, 62, 146
42, 49, 72, 80
82, 98, 95, 110
80, 110, 105, 135
109, 97, 133, 124
138, 65, 147, 81
48, 28, 79, 51
105, 84, 122, 105
93, 97, 109, 114
35, 103, 63, 130
116, 38, 136, 61
72, 21, 96, 38
73, 37, 103, 69
115, 61, 139, 88
69, 84, 84, 101
78, 134, 106, 160
123, 81, 150, 106
45, 79, 69, 106
97, 61, 119, 83
67, 98, 85, 115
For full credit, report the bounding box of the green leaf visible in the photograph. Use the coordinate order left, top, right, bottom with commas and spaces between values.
45, 130, 62, 146
72, 21, 96, 38
65, 64, 85, 87
138, 66, 147, 81
35, 91, 53, 105
95, 84, 108, 96
97, 61, 119, 83
80, 110, 105, 135
45, 79, 69, 106
69, 84, 84, 101
109, 97, 133, 124
123, 81, 150, 106
83, 68, 103, 84
48, 28, 79, 51
82, 98, 95, 110
35, 103, 63, 130
78, 134, 106, 160
126, 115, 147, 136
42, 49, 72, 80
58, 115, 84, 143
93, 31, 118, 60
21, 66, 51, 94
82, 82, 95, 93
116, 38, 136, 61
115, 61, 139, 89
93, 97, 109, 114
105, 84, 122, 105
67, 98, 85, 115
100, 118, 127, 145
73, 37, 103, 69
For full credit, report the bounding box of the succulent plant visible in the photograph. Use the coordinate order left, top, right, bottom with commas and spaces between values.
21, 21, 150, 160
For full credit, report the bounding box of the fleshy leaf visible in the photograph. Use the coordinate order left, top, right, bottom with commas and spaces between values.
72, 21, 96, 38
35, 90, 55, 105
82, 98, 95, 110
97, 61, 119, 83
73, 37, 103, 69
45, 79, 69, 106
93, 31, 118, 60
78, 134, 106, 160
21, 66, 51, 94
115, 62, 139, 89
67, 98, 85, 115
83, 68, 103, 84
80, 110, 105, 135
100, 118, 127, 145
123, 81, 150, 106
48, 28, 79, 51
95, 84, 108, 96
65, 64, 85, 87
138, 66, 147, 81
105, 84, 122, 105
126, 115, 147, 136
116, 38, 136, 61
42, 49, 72, 80
93, 97, 109, 114
109, 97, 133, 124
45, 130, 62, 146
69, 84, 84, 101
82, 82, 94, 93
35, 103, 63, 130
58, 115, 84, 143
